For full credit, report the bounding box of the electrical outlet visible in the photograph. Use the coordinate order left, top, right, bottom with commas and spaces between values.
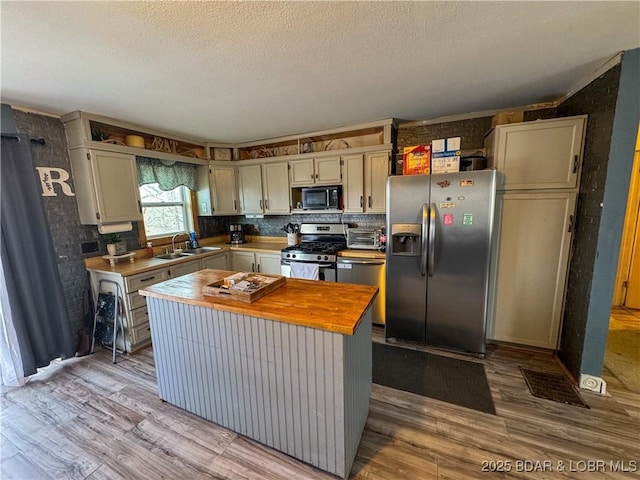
253, 224, 259, 234
80, 241, 98, 254
579, 374, 607, 394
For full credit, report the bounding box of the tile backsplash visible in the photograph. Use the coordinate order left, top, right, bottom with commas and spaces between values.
199, 213, 386, 238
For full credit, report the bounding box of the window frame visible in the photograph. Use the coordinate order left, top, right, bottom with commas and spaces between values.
136, 185, 199, 248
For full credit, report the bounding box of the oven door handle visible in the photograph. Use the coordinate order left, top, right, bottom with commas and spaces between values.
281, 260, 334, 268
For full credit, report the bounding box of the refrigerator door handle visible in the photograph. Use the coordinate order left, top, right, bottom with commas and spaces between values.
421, 203, 429, 276
428, 203, 436, 277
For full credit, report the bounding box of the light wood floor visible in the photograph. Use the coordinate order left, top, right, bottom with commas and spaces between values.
1, 330, 639, 480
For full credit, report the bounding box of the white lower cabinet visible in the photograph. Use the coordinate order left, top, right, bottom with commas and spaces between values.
256, 252, 282, 274
487, 191, 577, 349
89, 267, 168, 353
88, 250, 279, 353
167, 259, 201, 279
201, 252, 230, 270
231, 251, 281, 274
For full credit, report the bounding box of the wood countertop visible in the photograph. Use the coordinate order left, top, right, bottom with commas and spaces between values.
85, 240, 288, 276
84, 237, 384, 276
140, 269, 378, 335
339, 249, 386, 260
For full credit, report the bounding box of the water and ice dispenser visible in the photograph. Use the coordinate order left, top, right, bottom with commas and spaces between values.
390, 224, 421, 256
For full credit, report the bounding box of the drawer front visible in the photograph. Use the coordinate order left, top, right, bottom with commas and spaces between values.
131, 322, 151, 345
126, 269, 167, 292
129, 305, 149, 328
127, 291, 147, 310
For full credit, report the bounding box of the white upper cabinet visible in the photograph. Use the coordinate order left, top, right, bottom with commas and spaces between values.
197, 163, 238, 216
290, 157, 341, 186
262, 162, 290, 214
342, 151, 389, 213
211, 164, 238, 215
237, 162, 290, 215
342, 154, 364, 213
290, 159, 314, 185
364, 151, 390, 213
485, 115, 586, 190
237, 164, 264, 214
69, 148, 142, 225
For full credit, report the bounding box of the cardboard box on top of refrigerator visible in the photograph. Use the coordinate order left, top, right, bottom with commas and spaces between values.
431, 137, 461, 174
402, 145, 431, 175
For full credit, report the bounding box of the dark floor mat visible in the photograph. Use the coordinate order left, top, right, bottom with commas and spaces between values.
372, 342, 496, 415
520, 368, 589, 409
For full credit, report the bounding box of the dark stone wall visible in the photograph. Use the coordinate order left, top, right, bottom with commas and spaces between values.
12, 111, 96, 344
556, 65, 622, 378
397, 108, 557, 151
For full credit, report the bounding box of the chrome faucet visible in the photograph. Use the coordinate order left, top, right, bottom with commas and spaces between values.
171, 232, 190, 252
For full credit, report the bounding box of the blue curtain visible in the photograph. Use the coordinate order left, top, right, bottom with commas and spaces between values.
136, 156, 197, 191
1, 134, 75, 376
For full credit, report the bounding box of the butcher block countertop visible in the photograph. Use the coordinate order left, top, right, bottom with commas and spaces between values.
140, 269, 378, 335
339, 249, 385, 260
84, 236, 384, 276
84, 239, 288, 276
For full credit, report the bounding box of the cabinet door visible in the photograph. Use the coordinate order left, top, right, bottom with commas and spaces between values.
237, 165, 264, 214
211, 165, 238, 215
364, 151, 389, 213
232, 251, 255, 272
488, 191, 576, 349
90, 150, 142, 223
315, 156, 342, 184
168, 259, 201, 279
262, 162, 290, 214
201, 253, 230, 270
342, 154, 364, 213
256, 253, 282, 275
290, 159, 315, 186
488, 116, 586, 190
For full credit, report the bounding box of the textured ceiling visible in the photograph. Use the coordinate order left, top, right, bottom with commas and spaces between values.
2, 1, 639, 143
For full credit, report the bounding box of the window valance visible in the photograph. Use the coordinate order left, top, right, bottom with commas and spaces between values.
136, 156, 197, 191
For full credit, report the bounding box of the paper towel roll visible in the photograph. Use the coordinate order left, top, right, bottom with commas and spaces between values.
97, 222, 133, 234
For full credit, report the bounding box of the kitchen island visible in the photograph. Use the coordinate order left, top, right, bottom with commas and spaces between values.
140, 269, 377, 479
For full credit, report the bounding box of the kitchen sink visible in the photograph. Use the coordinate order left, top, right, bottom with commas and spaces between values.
155, 252, 192, 260
182, 247, 221, 254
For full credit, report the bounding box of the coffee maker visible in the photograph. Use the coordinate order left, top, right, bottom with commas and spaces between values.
228, 224, 246, 244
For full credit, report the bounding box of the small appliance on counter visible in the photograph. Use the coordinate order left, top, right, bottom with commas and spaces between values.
228, 224, 246, 244
346, 228, 384, 250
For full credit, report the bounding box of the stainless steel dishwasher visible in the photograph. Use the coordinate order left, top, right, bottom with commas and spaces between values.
337, 257, 385, 325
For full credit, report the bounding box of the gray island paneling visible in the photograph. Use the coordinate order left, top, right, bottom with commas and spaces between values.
141, 270, 376, 478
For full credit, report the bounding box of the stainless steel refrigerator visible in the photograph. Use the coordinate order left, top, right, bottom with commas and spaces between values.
385, 169, 497, 354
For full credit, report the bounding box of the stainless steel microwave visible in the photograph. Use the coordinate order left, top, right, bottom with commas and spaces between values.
301, 186, 341, 210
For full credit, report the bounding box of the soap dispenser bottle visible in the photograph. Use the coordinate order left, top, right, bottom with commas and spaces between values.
189, 232, 199, 249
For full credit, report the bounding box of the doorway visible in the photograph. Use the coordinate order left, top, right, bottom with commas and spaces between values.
608, 124, 640, 392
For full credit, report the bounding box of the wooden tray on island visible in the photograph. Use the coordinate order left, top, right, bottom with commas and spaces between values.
202, 273, 286, 303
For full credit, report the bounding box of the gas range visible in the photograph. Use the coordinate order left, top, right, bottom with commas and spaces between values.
280, 224, 347, 281
281, 242, 346, 263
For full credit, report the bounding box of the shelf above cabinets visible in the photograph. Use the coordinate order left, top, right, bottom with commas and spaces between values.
236, 119, 396, 161
62, 111, 210, 165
